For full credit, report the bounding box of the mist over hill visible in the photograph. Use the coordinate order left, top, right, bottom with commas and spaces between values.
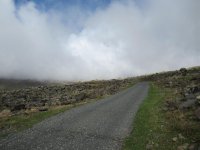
0, 0, 199, 81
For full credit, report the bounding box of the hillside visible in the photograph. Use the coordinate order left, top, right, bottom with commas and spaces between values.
0, 78, 136, 114
0, 66, 199, 149
124, 66, 200, 150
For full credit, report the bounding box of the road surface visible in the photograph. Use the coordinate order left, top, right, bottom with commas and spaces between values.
0, 82, 149, 150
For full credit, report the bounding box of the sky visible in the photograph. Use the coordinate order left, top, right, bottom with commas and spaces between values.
0, 0, 199, 81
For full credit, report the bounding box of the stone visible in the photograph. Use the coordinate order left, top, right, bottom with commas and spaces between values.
75, 93, 86, 101
38, 107, 48, 111
69, 99, 77, 104
172, 137, 178, 142
188, 86, 200, 94
185, 94, 196, 100
196, 95, 200, 100
11, 104, 26, 111
179, 99, 196, 109
196, 95, 200, 104
0, 109, 11, 117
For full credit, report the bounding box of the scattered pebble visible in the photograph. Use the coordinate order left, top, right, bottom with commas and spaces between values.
173, 137, 178, 142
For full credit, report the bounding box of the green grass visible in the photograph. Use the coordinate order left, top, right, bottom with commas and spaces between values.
0, 105, 72, 138
123, 84, 190, 150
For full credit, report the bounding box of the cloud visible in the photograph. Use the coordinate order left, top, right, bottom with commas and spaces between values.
0, 0, 199, 81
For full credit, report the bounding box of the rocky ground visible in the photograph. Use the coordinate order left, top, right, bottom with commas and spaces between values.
143, 67, 200, 121
0, 66, 199, 149
141, 66, 200, 150
0, 78, 136, 117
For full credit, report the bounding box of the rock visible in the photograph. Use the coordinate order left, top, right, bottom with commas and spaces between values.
41, 99, 48, 104
50, 99, 61, 106
68, 99, 76, 104
180, 68, 187, 76
188, 86, 200, 94
38, 107, 48, 111
0, 109, 11, 117
185, 94, 196, 100
196, 95, 200, 104
172, 137, 178, 142
75, 93, 86, 101
177, 143, 189, 150
196, 95, 200, 100
27, 101, 43, 108
11, 104, 26, 111
195, 108, 200, 120
60, 96, 68, 102
179, 99, 196, 109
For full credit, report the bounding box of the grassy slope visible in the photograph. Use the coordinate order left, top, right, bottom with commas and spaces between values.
123, 84, 191, 150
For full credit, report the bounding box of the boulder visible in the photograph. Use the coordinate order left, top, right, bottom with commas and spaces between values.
179, 99, 196, 109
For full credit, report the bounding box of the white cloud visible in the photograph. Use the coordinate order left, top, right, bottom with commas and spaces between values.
0, 0, 199, 80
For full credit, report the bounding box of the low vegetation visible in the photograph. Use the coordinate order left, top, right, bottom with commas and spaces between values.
123, 66, 200, 150
0, 79, 136, 113
0, 66, 200, 149
0, 79, 136, 138
0, 97, 106, 138
0, 105, 70, 138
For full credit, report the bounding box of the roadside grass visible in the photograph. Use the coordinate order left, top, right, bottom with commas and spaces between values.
0, 105, 73, 138
123, 83, 194, 150
0, 98, 103, 139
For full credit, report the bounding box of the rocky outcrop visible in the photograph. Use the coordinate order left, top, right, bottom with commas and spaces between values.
0, 79, 135, 114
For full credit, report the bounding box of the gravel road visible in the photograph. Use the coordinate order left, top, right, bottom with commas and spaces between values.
0, 82, 149, 150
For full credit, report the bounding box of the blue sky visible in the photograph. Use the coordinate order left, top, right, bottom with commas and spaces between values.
14, 0, 113, 11
14, 0, 146, 32
14, 0, 147, 12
